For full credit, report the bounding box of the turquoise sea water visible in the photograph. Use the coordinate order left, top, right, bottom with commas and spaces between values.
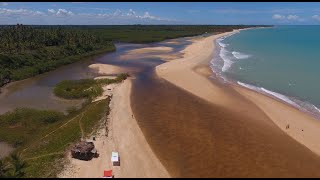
211, 26, 320, 118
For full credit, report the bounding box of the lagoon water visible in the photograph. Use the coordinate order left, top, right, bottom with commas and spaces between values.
212, 26, 320, 117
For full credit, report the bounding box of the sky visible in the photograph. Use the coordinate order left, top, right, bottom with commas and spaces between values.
1, 2, 320, 25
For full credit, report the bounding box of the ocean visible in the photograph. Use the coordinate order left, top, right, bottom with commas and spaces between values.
211, 25, 320, 118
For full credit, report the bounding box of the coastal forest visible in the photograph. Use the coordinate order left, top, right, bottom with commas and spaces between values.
0, 24, 268, 87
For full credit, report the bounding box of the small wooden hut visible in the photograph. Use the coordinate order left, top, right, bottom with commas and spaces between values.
71, 141, 97, 160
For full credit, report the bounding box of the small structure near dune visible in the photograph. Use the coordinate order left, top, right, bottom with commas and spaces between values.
71, 141, 98, 161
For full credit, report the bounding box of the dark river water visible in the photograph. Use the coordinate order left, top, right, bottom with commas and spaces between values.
1, 35, 320, 177
0, 37, 191, 115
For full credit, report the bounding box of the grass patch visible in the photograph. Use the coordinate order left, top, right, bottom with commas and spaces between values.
0, 98, 110, 178
54, 73, 129, 100
0, 108, 65, 148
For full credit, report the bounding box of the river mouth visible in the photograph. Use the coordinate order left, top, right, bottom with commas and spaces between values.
0, 37, 192, 115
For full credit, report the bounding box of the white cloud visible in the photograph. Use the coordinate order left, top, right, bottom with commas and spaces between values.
48, 9, 56, 14
271, 8, 303, 14
272, 14, 304, 22
56, 9, 73, 16
210, 8, 304, 15
0, 8, 176, 25
143, 12, 153, 18
1, 2, 8, 6
0, 8, 44, 16
127, 9, 136, 16
312, 15, 320, 21
272, 14, 286, 20
287, 14, 299, 20
113, 9, 122, 16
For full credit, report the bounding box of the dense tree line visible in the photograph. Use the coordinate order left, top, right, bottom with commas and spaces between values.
0, 24, 115, 87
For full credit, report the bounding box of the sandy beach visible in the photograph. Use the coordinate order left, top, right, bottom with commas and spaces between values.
156, 29, 320, 159
59, 74, 169, 178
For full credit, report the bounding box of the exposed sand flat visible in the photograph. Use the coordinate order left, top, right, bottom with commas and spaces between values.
127, 46, 173, 54
156, 29, 320, 164
119, 46, 180, 61
89, 64, 127, 75
59, 79, 170, 178
164, 41, 181, 45
120, 53, 181, 61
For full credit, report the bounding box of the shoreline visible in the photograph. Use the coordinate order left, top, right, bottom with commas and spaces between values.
211, 26, 320, 121
156, 28, 320, 158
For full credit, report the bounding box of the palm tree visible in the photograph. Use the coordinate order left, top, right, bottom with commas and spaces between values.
0, 160, 11, 178
8, 153, 26, 178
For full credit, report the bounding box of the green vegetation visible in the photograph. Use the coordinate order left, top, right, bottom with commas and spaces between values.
0, 24, 271, 87
0, 153, 27, 178
0, 73, 128, 177
0, 24, 115, 87
0, 98, 110, 177
0, 108, 65, 147
54, 79, 102, 100
86, 25, 267, 43
54, 73, 129, 100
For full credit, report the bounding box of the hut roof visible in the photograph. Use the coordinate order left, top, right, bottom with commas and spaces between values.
71, 141, 95, 154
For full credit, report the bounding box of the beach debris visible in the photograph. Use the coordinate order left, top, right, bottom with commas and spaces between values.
286, 124, 290, 129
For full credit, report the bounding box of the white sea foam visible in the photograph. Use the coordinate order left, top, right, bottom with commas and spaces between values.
220, 48, 233, 72
237, 81, 300, 108
313, 105, 320, 113
260, 88, 300, 108
237, 81, 260, 91
237, 81, 320, 119
215, 33, 245, 72
218, 42, 228, 48
232, 51, 251, 59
